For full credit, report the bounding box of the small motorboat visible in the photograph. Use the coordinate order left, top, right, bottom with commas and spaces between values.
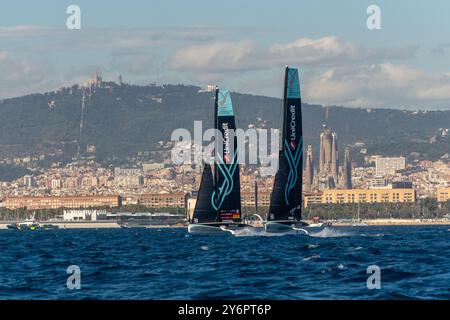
6, 220, 40, 231
308, 216, 332, 228
5, 212, 56, 231
352, 221, 369, 227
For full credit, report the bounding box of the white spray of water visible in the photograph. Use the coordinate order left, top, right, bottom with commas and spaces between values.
230, 226, 354, 238
231, 227, 297, 237
308, 227, 353, 238
360, 233, 385, 237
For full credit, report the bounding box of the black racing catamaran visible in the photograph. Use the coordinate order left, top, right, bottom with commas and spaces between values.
265, 67, 309, 233
188, 88, 251, 234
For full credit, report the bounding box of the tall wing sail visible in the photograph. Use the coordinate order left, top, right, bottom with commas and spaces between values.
212, 89, 242, 222
192, 164, 217, 223
268, 67, 303, 221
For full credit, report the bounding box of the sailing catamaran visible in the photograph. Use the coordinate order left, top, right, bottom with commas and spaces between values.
188, 88, 251, 234
351, 203, 368, 227
264, 67, 310, 234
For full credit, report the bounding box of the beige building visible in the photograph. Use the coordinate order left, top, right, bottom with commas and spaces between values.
5, 195, 121, 209
138, 193, 186, 208
437, 188, 450, 202
241, 191, 271, 207
304, 188, 416, 207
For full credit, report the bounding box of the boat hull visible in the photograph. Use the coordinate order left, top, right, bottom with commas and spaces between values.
188, 222, 251, 234
6, 224, 40, 231
265, 221, 294, 233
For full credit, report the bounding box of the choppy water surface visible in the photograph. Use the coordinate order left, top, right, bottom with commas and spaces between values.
0, 226, 449, 299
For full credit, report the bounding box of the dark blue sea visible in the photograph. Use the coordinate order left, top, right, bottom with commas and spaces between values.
0, 226, 449, 299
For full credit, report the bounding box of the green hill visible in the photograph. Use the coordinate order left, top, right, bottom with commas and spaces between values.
0, 82, 449, 165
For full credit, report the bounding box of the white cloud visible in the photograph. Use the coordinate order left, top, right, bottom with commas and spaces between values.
0, 25, 53, 37
0, 52, 59, 98
171, 40, 257, 71
1, 28, 446, 110
432, 43, 450, 56
171, 36, 417, 72
110, 52, 157, 75
170, 36, 446, 109
269, 36, 361, 65
302, 64, 450, 109
0, 25, 239, 52
269, 36, 417, 67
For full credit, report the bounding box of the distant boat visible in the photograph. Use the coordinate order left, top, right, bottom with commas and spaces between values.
352, 203, 368, 227
188, 89, 252, 234
308, 221, 332, 228
307, 223, 323, 228
351, 222, 368, 227
6, 222, 39, 231
264, 67, 310, 234
6, 212, 58, 230
308, 217, 332, 228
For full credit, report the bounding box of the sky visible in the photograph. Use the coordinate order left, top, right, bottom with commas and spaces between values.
1, 0, 450, 109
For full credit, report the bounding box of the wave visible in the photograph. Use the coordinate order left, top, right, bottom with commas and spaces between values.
302, 255, 320, 261
232, 226, 354, 238
308, 227, 353, 238
1, 227, 448, 299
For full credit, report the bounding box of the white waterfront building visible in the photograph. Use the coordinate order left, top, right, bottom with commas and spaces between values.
63, 209, 107, 221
